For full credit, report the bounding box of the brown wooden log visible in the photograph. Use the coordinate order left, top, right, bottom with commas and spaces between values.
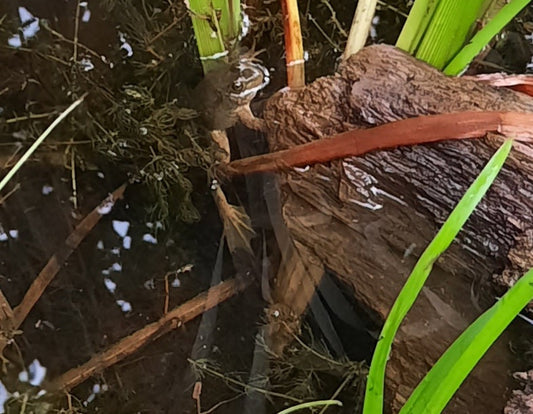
262, 44, 533, 413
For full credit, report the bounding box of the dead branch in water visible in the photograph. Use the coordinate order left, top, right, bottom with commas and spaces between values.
0, 184, 127, 354
48, 275, 252, 392
224, 111, 533, 176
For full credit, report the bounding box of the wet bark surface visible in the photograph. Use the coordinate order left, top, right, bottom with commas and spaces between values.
263, 44, 533, 412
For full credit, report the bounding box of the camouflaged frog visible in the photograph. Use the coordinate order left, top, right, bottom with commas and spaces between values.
193, 56, 269, 131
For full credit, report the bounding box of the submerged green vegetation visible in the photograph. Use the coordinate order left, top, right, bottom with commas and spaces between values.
1, 0, 218, 222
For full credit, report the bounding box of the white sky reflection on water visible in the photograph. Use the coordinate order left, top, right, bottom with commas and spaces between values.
104, 278, 116, 294
122, 235, 132, 249
42, 185, 54, 195
142, 233, 157, 244
0, 381, 8, 413
8, 7, 40, 48
116, 300, 132, 313
18, 359, 47, 387
112, 220, 130, 238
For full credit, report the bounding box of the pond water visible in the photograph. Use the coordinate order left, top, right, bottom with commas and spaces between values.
1, 1, 533, 413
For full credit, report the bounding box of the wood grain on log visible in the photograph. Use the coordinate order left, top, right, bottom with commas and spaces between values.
262, 44, 533, 413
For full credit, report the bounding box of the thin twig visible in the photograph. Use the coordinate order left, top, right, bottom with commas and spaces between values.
289, 329, 346, 368
308, 14, 342, 52
376, 0, 408, 18
148, 17, 180, 44
70, 145, 78, 209
42, 24, 101, 61
0, 184, 20, 205
0, 184, 128, 355
5, 112, 59, 124
0, 290, 14, 326
164, 272, 170, 314
6, 46, 71, 66
201, 393, 243, 414
73, 0, 81, 62
320, 0, 348, 37
188, 359, 304, 404
3, 146, 22, 169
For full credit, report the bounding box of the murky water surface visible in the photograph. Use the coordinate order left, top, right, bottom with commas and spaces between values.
1, 1, 533, 413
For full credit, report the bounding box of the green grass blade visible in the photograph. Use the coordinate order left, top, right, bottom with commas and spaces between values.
189, 0, 225, 57
414, 0, 485, 69
276, 400, 342, 414
362, 139, 513, 414
396, 0, 440, 53
400, 267, 533, 413
444, 0, 531, 75
189, 0, 241, 72
0, 94, 86, 193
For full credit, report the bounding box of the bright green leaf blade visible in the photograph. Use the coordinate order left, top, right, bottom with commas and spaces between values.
362, 139, 513, 414
444, 0, 531, 75
276, 400, 342, 414
414, 0, 485, 69
396, 0, 440, 53
188, 0, 241, 73
189, 0, 225, 56
401, 267, 533, 413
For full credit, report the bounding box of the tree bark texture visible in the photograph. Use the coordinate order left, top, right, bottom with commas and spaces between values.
262, 45, 533, 413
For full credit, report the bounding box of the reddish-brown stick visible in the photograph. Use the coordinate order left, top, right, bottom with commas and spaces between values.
224, 111, 533, 176
280, 0, 305, 89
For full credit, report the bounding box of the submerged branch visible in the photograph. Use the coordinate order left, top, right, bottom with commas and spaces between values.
0, 184, 128, 354
48, 275, 252, 392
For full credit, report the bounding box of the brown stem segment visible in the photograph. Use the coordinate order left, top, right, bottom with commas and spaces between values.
280, 0, 305, 89
224, 111, 533, 176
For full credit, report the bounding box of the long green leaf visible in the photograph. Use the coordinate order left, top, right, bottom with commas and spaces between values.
188, 0, 241, 72
444, 0, 531, 75
414, 0, 485, 69
396, 0, 440, 53
276, 400, 342, 414
362, 139, 513, 414
401, 267, 533, 413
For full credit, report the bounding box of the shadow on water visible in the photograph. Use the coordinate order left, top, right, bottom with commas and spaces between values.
1, 0, 533, 413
